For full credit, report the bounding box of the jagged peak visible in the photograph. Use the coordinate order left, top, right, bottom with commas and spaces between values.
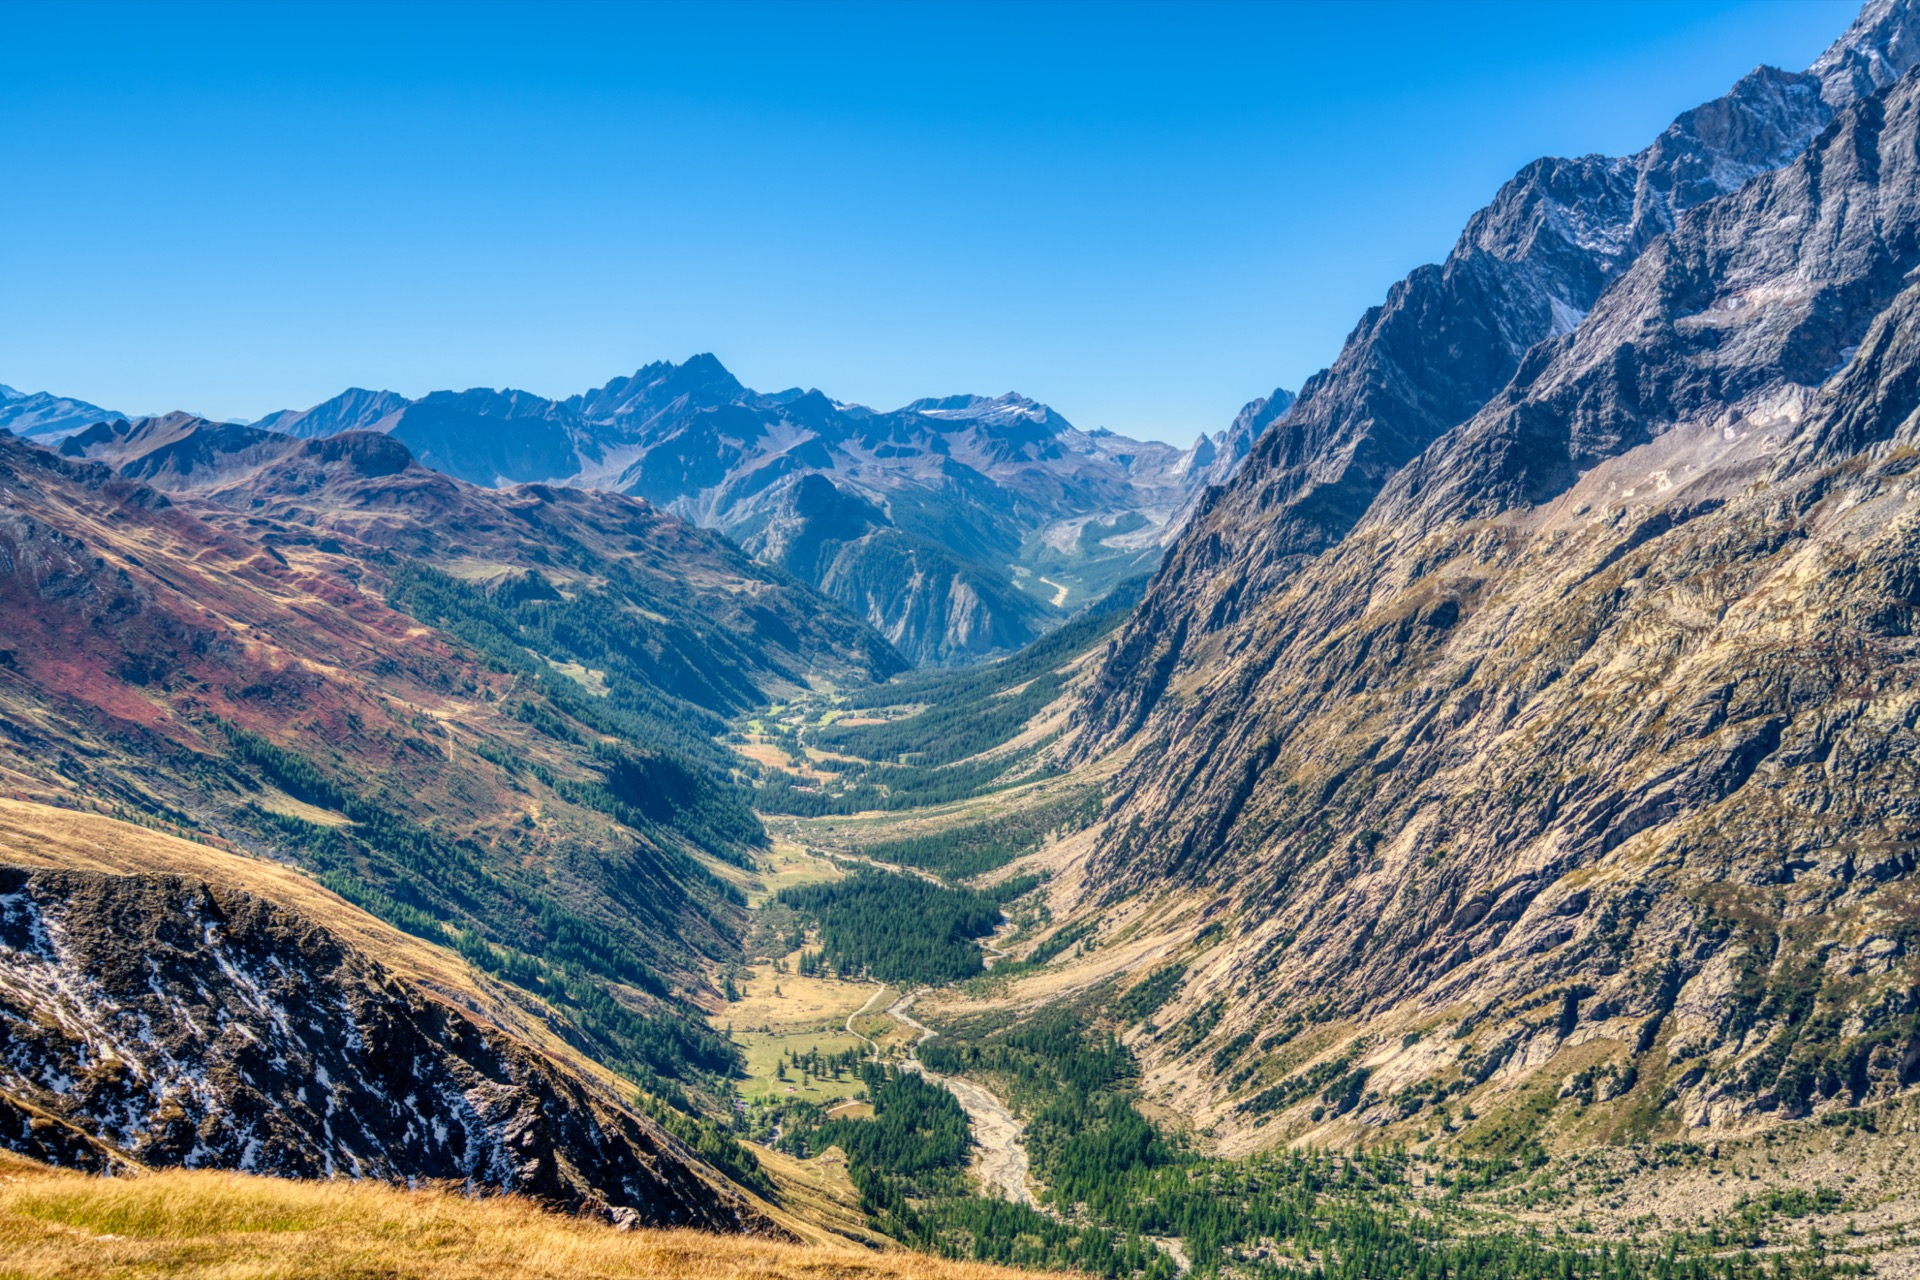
1812, 0, 1920, 109
569, 352, 748, 422
253, 387, 412, 438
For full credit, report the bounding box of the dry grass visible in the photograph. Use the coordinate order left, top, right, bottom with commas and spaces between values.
744, 1145, 884, 1250
717, 943, 893, 1105
0, 1154, 1041, 1280
749, 842, 845, 906
725, 961, 877, 1035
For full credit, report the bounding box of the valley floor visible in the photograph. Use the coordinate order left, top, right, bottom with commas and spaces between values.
724, 680, 1920, 1280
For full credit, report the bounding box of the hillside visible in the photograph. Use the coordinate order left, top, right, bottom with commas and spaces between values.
701, 584, 1919, 1279
56, 414, 903, 699
0, 421, 902, 1136
1050, 0, 1920, 1149
0, 800, 771, 1231
0, 1149, 1039, 1280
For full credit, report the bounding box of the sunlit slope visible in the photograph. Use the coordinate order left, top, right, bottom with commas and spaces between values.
0, 424, 904, 1109
0, 1150, 1038, 1280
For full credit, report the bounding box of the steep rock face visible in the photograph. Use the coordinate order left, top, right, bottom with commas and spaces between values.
1076, 61, 1920, 1139
730, 473, 1056, 665
1082, 0, 1920, 742
0, 864, 772, 1231
1168, 387, 1299, 493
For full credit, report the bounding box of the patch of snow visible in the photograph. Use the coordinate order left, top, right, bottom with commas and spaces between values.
1548, 294, 1589, 337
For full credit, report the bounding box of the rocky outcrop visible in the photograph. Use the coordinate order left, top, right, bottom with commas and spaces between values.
0, 863, 776, 1232
1168, 388, 1298, 497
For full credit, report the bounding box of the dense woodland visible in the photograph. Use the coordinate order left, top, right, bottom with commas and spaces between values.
858, 790, 1101, 879
776, 870, 1024, 984
912, 998, 1870, 1280
781, 1064, 1173, 1277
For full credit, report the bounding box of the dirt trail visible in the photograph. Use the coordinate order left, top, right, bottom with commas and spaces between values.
981, 918, 1019, 969
889, 991, 1037, 1209
844, 985, 889, 1049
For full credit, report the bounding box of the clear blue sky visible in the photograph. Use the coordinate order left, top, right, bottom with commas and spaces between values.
1, 0, 1860, 443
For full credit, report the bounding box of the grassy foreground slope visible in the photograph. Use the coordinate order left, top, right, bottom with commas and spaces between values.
0, 1151, 1035, 1280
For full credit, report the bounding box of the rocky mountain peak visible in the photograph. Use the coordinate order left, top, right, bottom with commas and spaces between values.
1081, 0, 1920, 745
1061, 40, 1920, 1148
573, 353, 750, 422
1812, 0, 1920, 108
904, 392, 1071, 434
303, 428, 417, 478
0, 384, 126, 440
253, 387, 410, 438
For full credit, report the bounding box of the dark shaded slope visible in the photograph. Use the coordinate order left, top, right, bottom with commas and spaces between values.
0, 833, 777, 1233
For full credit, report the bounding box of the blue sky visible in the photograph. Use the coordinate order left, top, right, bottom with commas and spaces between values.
2, 0, 1860, 443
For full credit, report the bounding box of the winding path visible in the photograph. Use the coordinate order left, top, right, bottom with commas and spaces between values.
844, 984, 889, 1049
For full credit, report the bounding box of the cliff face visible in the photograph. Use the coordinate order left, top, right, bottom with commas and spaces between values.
1068, 26, 1920, 1139
0, 842, 774, 1231
1083, 0, 1920, 746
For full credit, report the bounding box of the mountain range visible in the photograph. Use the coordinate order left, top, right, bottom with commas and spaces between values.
11, 362, 1293, 667
202, 360, 1281, 664
14, 0, 1920, 1273
0, 383, 125, 439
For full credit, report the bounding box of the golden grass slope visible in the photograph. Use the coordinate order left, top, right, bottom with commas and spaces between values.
0, 1151, 1037, 1280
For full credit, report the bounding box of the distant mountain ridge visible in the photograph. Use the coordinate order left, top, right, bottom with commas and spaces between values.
0, 383, 125, 439
242, 356, 1278, 664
